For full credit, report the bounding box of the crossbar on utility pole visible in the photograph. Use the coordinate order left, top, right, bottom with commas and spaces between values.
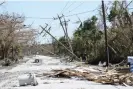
102, 0, 109, 67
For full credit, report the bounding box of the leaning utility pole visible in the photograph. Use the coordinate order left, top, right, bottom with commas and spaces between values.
102, 0, 109, 67
57, 14, 74, 57
57, 15, 67, 38
40, 25, 80, 61
63, 16, 74, 54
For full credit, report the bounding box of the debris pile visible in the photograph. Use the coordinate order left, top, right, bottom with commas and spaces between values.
95, 72, 133, 85
42, 68, 133, 86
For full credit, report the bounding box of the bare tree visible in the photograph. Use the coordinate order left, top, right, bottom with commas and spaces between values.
0, 13, 37, 65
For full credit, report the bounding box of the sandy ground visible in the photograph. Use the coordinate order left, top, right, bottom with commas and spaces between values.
0, 55, 132, 89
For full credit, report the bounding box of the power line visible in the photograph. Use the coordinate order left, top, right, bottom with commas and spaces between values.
65, 8, 98, 17
60, 1, 70, 14
64, 1, 76, 14
25, 17, 53, 19
67, 2, 84, 14
126, 0, 133, 8
25, 8, 98, 20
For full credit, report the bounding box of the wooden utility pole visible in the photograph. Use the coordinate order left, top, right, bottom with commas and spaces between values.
57, 15, 67, 38
57, 14, 74, 57
63, 16, 74, 54
52, 37, 55, 54
102, 0, 109, 67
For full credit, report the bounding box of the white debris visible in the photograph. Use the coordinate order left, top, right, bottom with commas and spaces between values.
103, 62, 106, 66
98, 61, 103, 67
18, 73, 38, 86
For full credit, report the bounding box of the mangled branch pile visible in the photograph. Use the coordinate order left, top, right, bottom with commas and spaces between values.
42, 68, 133, 86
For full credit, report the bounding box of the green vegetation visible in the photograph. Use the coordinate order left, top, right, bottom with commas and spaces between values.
54, 1, 133, 64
